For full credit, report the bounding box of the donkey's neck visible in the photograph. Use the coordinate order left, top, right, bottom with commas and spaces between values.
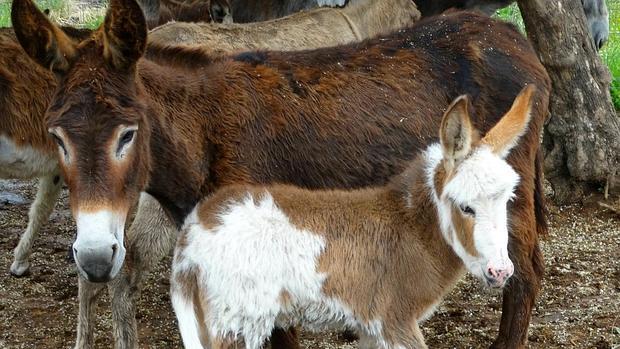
137, 62, 222, 226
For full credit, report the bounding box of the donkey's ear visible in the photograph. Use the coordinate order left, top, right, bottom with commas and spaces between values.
12, 0, 77, 74
102, 0, 148, 70
481, 85, 536, 158
440, 95, 474, 165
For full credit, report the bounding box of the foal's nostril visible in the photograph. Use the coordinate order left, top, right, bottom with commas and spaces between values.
487, 267, 496, 278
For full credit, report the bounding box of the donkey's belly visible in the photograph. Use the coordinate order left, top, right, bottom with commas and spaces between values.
0, 135, 57, 179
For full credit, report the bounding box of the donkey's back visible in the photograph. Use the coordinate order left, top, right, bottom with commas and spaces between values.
188, 12, 549, 194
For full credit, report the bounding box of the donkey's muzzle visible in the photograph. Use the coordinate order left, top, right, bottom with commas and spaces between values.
73, 210, 127, 283
73, 243, 119, 283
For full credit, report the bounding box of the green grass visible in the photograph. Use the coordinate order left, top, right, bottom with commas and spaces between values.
0, 0, 105, 28
601, 0, 620, 110
495, 4, 525, 33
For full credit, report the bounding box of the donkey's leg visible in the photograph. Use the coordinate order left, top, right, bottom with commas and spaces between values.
10, 173, 62, 276
75, 277, 106, 349
269, 328, 300, 349
108, 271, 139, 349
491, 230, 544, 348
109, 193, 177, 349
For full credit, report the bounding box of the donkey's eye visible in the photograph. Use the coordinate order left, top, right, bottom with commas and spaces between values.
116, 129, 136, 158
50, 133, 67, 156
119, 130, 135, 148
460, 205, 475, 216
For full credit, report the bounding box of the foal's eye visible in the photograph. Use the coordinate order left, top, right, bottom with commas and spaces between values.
460, 205, 475, 216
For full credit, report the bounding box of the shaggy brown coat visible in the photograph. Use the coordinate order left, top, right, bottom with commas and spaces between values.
12, 0, 550, 348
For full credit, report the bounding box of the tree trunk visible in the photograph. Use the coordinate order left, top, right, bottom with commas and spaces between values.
517, 0, 620, 203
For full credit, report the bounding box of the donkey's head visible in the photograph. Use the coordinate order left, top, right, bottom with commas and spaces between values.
12, 0, 151, 282
583, 0, 609, 50
429, 86, 535, 288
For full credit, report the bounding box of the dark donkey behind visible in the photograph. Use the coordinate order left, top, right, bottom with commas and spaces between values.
12, 0, 550, 348
226, 0, 609, 50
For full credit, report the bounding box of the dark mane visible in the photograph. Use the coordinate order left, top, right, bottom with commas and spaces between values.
143, 10, 525, 74
144, 43, 219, 68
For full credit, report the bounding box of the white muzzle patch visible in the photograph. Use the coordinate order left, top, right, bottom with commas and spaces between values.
73, 210, 126, 282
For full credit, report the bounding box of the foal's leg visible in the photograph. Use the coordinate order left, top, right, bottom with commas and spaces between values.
357, 333, 378, 349
109, 193, 177, 348
380, 323, 427, 349
10, 173, 62, 276
75, 277, 106, 349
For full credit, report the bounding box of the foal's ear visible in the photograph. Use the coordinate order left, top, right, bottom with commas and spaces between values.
440, 95, 474, 165
481, 85, 536, 158
102, 0, 148, 70
11, 0, 77, 74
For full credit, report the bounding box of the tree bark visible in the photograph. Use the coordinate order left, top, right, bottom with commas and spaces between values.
517, 0, 620, 203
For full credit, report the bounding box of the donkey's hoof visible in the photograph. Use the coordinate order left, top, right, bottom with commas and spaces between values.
9, 260, 31, 277
337, 329, 359, 342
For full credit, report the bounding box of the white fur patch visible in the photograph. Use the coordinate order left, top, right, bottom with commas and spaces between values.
0, 134, 57, 179
425, 144, 518, 281
174, 193, 391, 348
74, 210, 127, 280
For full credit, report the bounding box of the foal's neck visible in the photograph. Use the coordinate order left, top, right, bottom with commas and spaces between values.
388, 152, 465, 295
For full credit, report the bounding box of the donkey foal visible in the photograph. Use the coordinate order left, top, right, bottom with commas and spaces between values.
171, 86, 535, 349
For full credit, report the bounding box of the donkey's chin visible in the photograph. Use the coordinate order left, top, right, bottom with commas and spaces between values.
483, 274, 509, 290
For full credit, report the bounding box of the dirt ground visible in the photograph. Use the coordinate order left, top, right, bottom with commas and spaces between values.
0, 178, 618, 349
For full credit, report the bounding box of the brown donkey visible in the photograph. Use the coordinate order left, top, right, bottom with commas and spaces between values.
0, 27, 93, 277
171, 86, 535, 349
0, 0, 416, 341
12, 1, 550, 349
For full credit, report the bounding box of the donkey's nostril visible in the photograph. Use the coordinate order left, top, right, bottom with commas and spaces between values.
111, 243, 119, 257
